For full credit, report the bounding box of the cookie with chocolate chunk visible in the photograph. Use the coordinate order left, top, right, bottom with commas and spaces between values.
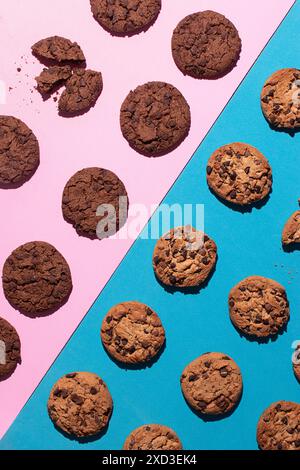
101, 301, 165, 364
180, 352, 243, 416
35, 66, 72, 95
229, 276, 290, 339
261, 68, 300, 129
120, 81, 191, 157
48, 372, 113, 438
0, 317, 21, 380
282, 210, 300, 246
153, 226, 217, 288
123, 424, 182, 450
32, 36, 85, 64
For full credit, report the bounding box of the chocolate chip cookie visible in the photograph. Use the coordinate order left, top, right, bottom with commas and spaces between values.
32, 36, 85, 64
35, 66, 72, 95
123, 424, 182, 450
58, 69, 103, 115
101, 301, 165, 365
261, 68, 300, 129
62, 167, 129, 239
2, 241, 72, 317
120, 81, 191, 157
257, 401, 300, 450
181, 352, 243, 416
229, 276, 290, 339
206, 143, 272, 206
282, 211, 300, 246
0, 116, 40, 187
292, 344, 300, 382
0, 317, 21, 380
48, 372, 113, 438
90, 0, 161, 36
172, 11, 242, 79
153, 226, 217, 288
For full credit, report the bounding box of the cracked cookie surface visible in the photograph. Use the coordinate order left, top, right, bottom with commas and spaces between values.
172, 10, 241, 79
153, 226, 217, 288
0, 116, 40, 186
229, 276, 290, 339
90, 0, 161, 36
0, 317, 21, 380
181, 352, 243, 416
62, 167, 129, 239
206, 143, 272, 206
120, 81, 191, 157
35, 66, 72, 95
48, 372, 113, 438
2, 241, 72, 316
58, 69, 103, 115
261, 68, 300, 129
32, 36, 85, 64
282, 210, 300, 246
123, 424, 182, 450
101, 301, 165, 364
257, 401, 300, 450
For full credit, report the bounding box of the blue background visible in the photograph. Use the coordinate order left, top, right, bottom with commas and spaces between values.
1, 2, 300, 451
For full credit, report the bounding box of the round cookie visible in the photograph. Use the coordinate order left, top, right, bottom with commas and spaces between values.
123, 424, 182, 450
292, 344, 300, 382
257, 401, 300, 451
172, 11, 242, 80
180, 352, 243, 416
229, 276, 290, 339
90, 0, 161, 37
206, 143, 272, 206
58, 69, 103, 115
153, 226, 217, 288
62, 167, 129, 239
2, 241, 72, 317
261, 68, 300, 130
0, 317, 21, 380
282, 210, 300, 246
120, 81, 191, 157
101, 301, 165, 365
0, 116, 40, 187
48, 372, 113, 438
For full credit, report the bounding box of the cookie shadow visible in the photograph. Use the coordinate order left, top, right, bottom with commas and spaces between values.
266, 120, 300, 137
51, 418, 111, 444
32, 51, 86, 70
230, 318, 288, 344
208, 187, 271, 214
0, 163, 40, 190
282, 242, 300, 253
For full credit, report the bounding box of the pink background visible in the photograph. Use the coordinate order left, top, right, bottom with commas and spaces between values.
0, 0, 294, 439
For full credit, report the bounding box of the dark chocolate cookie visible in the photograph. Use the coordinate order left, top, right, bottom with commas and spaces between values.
0, 317, 21, 380
206, 143, 272, 206
153, 226, 217, 288
0, 116, 40, 187
229, 276, 290, 339
123, 424, 182, 450
172, 11, 242, 79
62, 167, 129, 239
120, 81, 191, 157
58, 69, 103, 115
261, 68, 300, 130
35, 66, 72, 95
101, 301, 165, 365
90, 0, 161, 36
257, 401, 300, 450
32, 36, 85, 64
181, 352, 243, 416
2, 241, 72, 317
282, 211, 300, 246
48, 372, 113, 438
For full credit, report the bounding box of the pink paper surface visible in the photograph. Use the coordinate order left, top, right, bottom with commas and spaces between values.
0, 0, 294, 439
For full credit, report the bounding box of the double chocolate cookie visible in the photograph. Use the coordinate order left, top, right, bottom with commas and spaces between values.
62, 167, 128, 239
90, 0, 161, 36
32, 36, 85, 64
123, 424, 182, 450
172, 11, 242, 79
153, 226, 217, 288
257, 401, 300, 451
206, 143, 272, 206
282, 210, 300, 246
0, 116, 40, 187
120, 81, 191, 157
35, 66, 72, 95
101, 301, 165, 365
229, 276, 290, 339
48, 372, 113, 438
0, 317, 21, 380
2, 241, 72, 317
181, 352, 243, 417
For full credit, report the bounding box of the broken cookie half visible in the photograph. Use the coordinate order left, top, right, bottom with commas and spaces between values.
282, 210, 300, 246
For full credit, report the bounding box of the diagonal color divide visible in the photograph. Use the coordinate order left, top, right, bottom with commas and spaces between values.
0, 0, 295, 440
